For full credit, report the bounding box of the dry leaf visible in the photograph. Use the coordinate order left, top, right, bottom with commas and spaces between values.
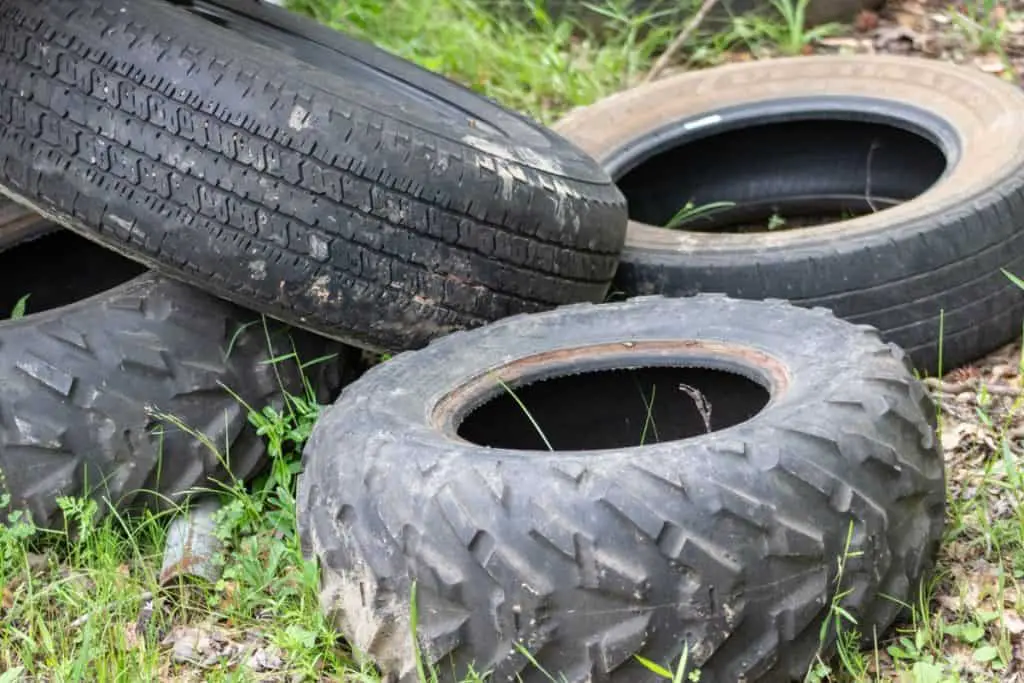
975, 53, 1006, 73
1004, 611, 1024, 635
873, 26, 925, 52
123, 622, 142, 650
941, 421, 982, 450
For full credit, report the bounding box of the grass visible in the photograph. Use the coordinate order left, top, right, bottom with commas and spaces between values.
3, 0, 1024, 679
6, 293, 28, 320
285, 0, 681, 124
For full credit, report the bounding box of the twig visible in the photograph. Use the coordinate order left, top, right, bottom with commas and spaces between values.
923, 376, 1021, 397
678, 383, 713, 433
643, 0, 722, 83
864, 140, 880, 213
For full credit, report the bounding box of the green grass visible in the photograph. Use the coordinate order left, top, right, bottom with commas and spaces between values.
5, 0, 1024, 679
282, 0, 848, 124
285, 0, 683, 124
0, 334, 365, 679
7, 293, 28, 320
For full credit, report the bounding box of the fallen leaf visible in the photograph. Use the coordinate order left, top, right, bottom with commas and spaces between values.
248, 645, 285, 672
163, 626, 216, 666
941, 421, 983, 450
873, 25, 925, 52
891, 10, 922, 29
123, 622, 141, 650
1003, 611, 1024, 635
975, 53, 1006, 73
818, 36, 872, 52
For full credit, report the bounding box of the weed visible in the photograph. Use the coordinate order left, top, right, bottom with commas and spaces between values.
665, 200, 736, 229
728, 0, 845, 56
949, 0, 1009, 53
0, 321, 359, 678
493, 373, 554, 450
636, 643, 702, 682
286, 0, 679, 122
8, 293, 28, 320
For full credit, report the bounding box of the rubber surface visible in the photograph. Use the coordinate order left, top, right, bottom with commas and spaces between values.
0, 0, 627, 353
552, 55, 1024, 374
297, 294, 946, 683
0, 199, 353, 530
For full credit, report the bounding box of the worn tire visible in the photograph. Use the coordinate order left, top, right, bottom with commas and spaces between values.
553, 55, 1024, 374
297, 294, 945, 683
0, 0, 627, 353
0, 199, 353, 530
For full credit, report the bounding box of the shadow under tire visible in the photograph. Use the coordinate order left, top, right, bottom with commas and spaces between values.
0, 200, 353, 530
296, 294, 946, 683
553, 54, 1024, 374
0, 0, 627, 353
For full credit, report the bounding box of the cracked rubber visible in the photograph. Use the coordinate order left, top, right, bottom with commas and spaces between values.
553, 55, 1024, 374
296, 294, 946, 683
0, 198, 354, 530
0, 0, 627, 353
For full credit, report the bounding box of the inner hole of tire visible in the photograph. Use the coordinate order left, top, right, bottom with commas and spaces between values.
615, 119, 947, 233
456, 366, 769, 451
0, 229, 147, 318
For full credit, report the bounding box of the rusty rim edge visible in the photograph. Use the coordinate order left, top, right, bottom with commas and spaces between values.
429, 339, 791, 453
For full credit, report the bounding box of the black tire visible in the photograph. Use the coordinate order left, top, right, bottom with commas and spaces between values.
0, 199, 354, 530
552, 54, 1024, 374
0, 0, 627, 354
296, 294, 946, 683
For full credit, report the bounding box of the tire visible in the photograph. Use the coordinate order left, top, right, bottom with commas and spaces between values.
0, 199, 354, 530
551, 54, 1024, 374
0, 0, 627, 354
296, 294, 945, 683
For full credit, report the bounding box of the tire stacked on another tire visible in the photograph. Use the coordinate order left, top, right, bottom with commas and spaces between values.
0, 0, 627, 526
552, 54, 1024, 374
0, 0, 629, 353
0, 198, 355, 530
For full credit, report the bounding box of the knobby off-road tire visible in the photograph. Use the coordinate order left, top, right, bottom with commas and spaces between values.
297, 294, 946, 683
553, 55, 1024, 374
0, 199, 353, 530
0, 0, 627, 353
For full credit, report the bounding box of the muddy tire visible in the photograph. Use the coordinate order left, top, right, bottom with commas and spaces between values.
296, 294, 945, 683
0, 0, 627, 353
0, 200, 353, 530
553, 55, 1024, 374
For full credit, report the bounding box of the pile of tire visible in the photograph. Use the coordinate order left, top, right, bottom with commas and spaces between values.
4, 0, 1021, 680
